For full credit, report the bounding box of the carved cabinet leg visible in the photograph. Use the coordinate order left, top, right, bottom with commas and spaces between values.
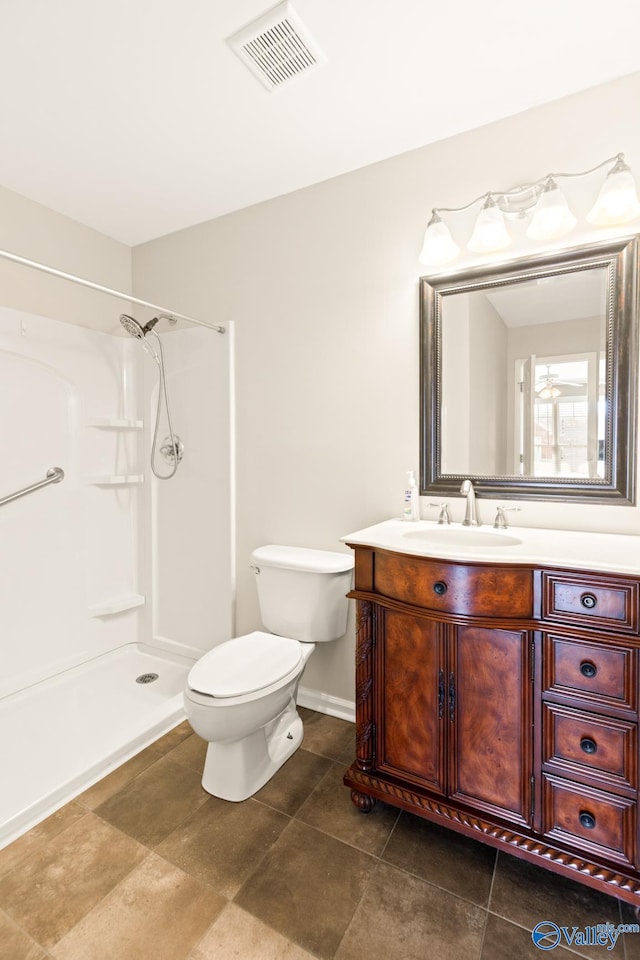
351, 789, 377, 813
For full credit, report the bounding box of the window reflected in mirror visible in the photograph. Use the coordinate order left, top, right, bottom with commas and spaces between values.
525, 355, 606, 478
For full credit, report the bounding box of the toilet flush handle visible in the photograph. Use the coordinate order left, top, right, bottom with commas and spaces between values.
249, 563, 261, 575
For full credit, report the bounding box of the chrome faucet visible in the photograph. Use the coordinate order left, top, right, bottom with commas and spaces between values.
493, 506, 520, 529
429, 501, 451, 525
460, 480, 481, 526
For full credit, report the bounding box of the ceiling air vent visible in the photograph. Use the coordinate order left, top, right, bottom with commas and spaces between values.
226, 1, 326, 91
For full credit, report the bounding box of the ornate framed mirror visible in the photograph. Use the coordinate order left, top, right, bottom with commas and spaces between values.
420, 237, 638, 503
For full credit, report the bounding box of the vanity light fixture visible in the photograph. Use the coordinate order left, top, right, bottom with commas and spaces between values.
467, 195, 511, 253
587, 155, 640, 226
419, 153, 640, 266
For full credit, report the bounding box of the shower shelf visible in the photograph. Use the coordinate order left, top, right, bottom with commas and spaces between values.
88, 594, 146, 617
88, 417, 143, 429
87, 475, 144, 485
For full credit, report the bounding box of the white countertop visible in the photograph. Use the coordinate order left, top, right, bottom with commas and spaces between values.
341, 519, 640, 576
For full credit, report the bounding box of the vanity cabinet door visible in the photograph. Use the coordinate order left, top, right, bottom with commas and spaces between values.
449, 625, 533, 827
377, 608, 446, 796
375, 611, 533, 822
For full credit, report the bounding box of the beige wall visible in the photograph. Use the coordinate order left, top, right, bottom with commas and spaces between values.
468, 295, 508, 475
133, 72, 640, 707
0, 184, 131, 327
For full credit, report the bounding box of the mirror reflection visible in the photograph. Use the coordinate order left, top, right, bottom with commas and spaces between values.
420, 237, 638, 504
440, 268, 608, 478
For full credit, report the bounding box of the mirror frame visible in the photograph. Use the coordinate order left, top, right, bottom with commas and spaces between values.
420, 236, 638, 504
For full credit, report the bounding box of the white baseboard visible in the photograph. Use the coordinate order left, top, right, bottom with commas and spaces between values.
297, 685, 355, 723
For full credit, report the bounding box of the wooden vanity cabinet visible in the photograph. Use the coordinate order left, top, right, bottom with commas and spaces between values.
379, 608, 533, 826
344, 545, 640, 906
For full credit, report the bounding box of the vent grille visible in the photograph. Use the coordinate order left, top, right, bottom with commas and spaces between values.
227, 2, 325, 91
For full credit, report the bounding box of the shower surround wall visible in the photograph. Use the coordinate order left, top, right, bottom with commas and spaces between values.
1, 306, 143, 695
0, 305, 232, 846
142, 323, 234, 658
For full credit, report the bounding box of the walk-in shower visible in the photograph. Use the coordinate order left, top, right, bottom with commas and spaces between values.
0, 245, 232, 849
120, 312, 182, 480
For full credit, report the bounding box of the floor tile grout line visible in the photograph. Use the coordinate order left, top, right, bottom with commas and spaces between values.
90, 797, 208, 856
89, 754, 218, 854
249, 793, 296, 819
259, 808, 501, 919
330, 857, 385, 960
86, 745, 538, 933
254, 782, 505, 917
482, 906, 625, 959
181, 897, 232, 960
1, 842, 159, 956
10, 710, 631, 960
43, 847, 160, 956
376, 805, 402, 862
251, 752, 338, 820
83, 745, 355, 945
0, 806, 91, 882
225, 814, 382, 960
477, 846, 500, 958
328, 853, 495, 960
475, 909, 490, 960
185, 900, 328, 960
2, 733, 178, 845
74, 750, 168, 812
8, 784, 611, 960
0, 902, 60, 958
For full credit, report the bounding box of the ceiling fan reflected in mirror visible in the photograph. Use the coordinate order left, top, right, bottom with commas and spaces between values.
535, 365, 587, 400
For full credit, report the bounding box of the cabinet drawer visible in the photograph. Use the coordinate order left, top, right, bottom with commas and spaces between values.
373, 552, 532, 618
542, 774, 636, 867
542, 702, 637, 791
542, 572, 639, 634
543, 634, 637, 714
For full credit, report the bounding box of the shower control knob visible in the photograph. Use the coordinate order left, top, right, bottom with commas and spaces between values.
160, 435, 184, 465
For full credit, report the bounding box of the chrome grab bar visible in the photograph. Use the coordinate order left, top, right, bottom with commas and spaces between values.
0, 467, 65, 508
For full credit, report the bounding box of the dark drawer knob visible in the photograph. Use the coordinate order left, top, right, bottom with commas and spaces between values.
580, 592, 598, 610
580, 737, 597, 755
580, 660, 598, 679
433, 581, 447, 596
579, 810, 596, 830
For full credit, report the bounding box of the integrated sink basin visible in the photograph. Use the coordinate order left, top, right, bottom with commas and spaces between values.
403, 528, 522, 548
342, 519, 640, 577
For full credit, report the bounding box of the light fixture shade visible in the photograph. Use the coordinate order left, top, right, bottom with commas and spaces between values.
538, 384, 561, 400
467, 196, 511, 253
526, 179, 577, 241
418, 212, 459, 266
587, 157, 640, 226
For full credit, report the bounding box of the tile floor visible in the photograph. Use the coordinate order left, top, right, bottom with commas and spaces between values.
1, 708, 640, 960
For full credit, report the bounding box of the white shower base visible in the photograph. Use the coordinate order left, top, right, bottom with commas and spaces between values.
0, 642, 196, 849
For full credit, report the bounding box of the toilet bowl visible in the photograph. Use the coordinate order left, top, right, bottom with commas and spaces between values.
184, 545, 353, 801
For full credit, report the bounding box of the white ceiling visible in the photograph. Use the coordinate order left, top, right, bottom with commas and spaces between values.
485, 270, 607, 327
1, 0, 640, 247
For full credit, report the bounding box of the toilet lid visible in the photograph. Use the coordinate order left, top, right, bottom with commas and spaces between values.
187, 631, 303, 698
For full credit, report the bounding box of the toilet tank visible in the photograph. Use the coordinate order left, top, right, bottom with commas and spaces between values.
251, 545, 354, 643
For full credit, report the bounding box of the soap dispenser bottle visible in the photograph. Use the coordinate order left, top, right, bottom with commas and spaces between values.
403, 470, 420, 522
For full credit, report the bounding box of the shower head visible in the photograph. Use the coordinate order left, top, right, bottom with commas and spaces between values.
120, 314, 144, 338
119, 314, 160, 339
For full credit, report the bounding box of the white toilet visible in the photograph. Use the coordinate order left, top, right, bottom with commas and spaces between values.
183, 545, 354, 801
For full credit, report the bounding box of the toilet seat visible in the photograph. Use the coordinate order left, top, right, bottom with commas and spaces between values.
187, 631, 302, 699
